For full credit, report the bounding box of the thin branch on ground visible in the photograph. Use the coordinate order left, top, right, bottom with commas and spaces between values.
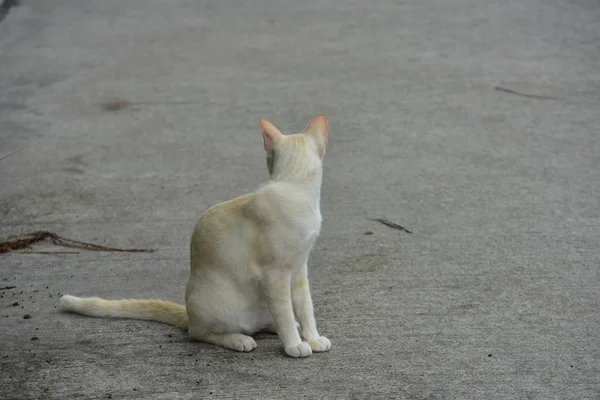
0, 231, 155, 254
494, 86, 559, 100
99, 98, 206, 111
16, 251, 80, 255
0, 139, 31, 162
369, 218, 412, 234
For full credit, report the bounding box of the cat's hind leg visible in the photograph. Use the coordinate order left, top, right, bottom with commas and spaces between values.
190, 330, 257, 352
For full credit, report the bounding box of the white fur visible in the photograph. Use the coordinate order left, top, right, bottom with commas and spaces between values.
60, 114, 331, 358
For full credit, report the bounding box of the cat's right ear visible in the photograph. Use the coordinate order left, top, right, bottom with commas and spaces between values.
259, 118, 283, 152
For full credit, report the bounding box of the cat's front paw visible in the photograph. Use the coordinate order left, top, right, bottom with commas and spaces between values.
308, 336, 331, 352
284, 342, 312, 358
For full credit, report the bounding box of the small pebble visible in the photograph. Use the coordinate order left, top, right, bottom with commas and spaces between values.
11, 302, 19, 306
364, 230, 375, 235
31, 336, 39, 341
23, 314, 31, 319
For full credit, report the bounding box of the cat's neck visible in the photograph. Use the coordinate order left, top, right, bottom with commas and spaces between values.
268, 167, 323, 209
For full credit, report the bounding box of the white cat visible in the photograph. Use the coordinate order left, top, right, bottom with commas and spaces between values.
60, 114, 331, 358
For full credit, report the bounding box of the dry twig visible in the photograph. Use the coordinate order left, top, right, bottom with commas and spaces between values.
0, 231, 155, 254
494, 86, 558, 100
99, 98, 206, 112
0, 139, 31, 162
370, 218, 412, 234
16, 251, 80, 255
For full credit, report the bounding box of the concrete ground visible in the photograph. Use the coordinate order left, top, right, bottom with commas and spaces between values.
1, 0, 599, 398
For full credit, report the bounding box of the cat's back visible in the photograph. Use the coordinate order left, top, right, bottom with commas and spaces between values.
192, 193, 255, 239
189, 193, 256, 270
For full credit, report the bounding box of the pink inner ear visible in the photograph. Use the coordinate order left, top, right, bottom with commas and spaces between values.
259, 118, 282, 151
304, 114, 328, 144
262, 131, 272, 151
321, 125, 328, 146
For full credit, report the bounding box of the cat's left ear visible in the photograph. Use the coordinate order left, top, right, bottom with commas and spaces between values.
259, 118, 283, 152
304, 114, 328, 156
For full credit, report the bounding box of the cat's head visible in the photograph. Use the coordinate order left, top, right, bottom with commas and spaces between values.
258, 114, 328, 180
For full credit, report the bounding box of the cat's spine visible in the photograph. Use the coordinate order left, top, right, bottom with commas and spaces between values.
59, 295, 188, 328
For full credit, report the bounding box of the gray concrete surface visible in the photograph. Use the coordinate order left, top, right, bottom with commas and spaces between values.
1, 0, 599, 398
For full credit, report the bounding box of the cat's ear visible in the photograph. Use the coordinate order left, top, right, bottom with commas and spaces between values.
259, 118, 283, 152
304, 114, 328, 146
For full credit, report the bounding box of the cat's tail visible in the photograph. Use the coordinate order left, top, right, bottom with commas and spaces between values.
59, 295, 188, 329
